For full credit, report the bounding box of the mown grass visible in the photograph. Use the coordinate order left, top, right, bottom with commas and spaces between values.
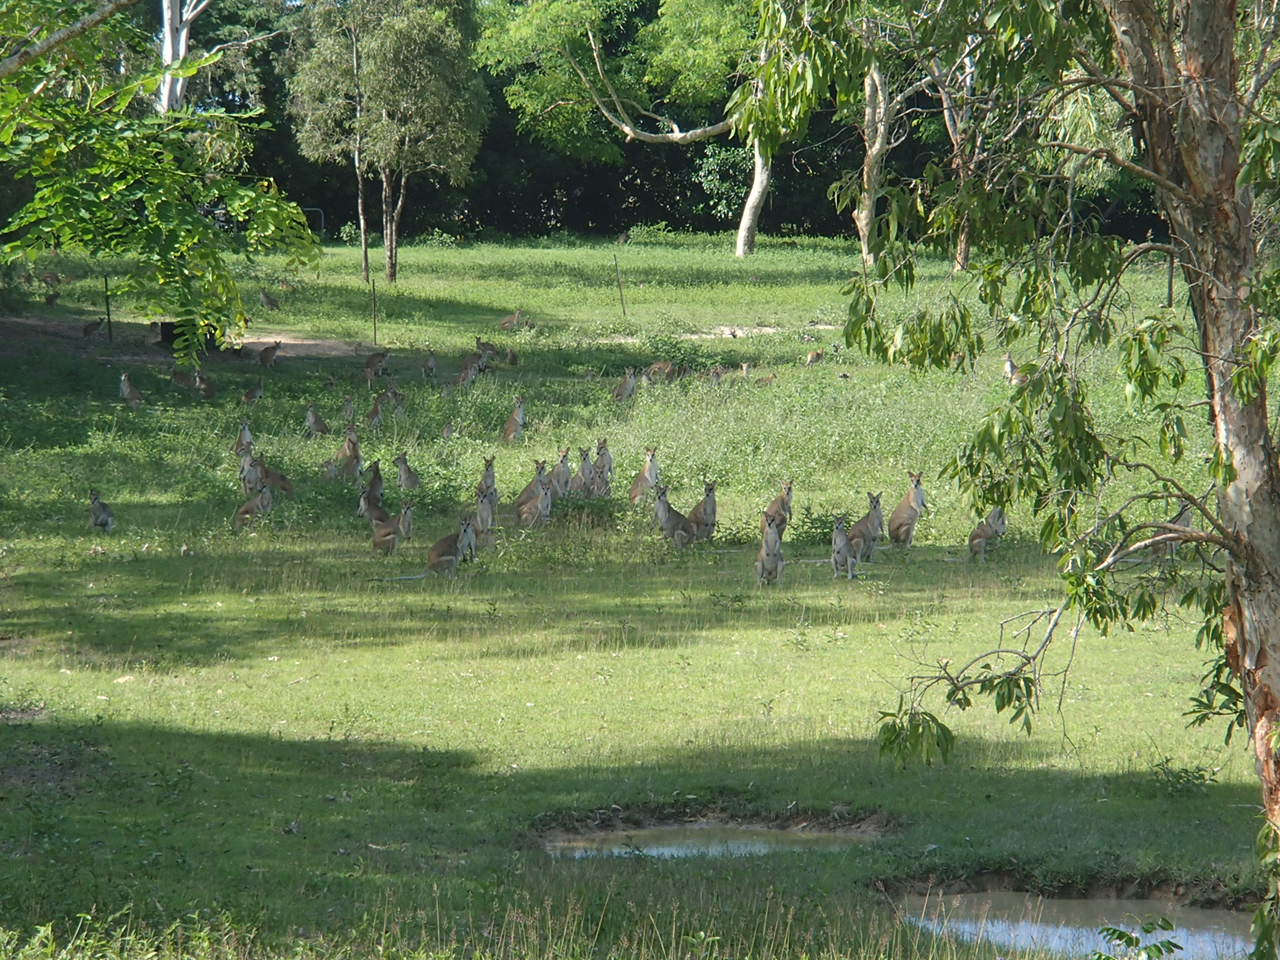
0, 236, 1256, 960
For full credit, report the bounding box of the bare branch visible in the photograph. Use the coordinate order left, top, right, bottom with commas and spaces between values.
1043, 141, 1192, 202
207, 29, 287, 58
0, 0, 139, 81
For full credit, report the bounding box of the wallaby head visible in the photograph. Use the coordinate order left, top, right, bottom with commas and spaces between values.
597, 438, 608, 455
705, 480, 717, 496
907, 471, 926, 509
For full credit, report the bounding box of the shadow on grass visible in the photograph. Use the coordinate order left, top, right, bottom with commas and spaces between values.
0, 716, 1259, 947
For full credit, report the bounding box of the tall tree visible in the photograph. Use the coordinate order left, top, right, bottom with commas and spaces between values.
756, 0, 1280, 947
291, 0, 488, 283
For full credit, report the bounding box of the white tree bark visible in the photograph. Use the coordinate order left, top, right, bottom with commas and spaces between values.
157, 0, 213, 112
735, 140, 770, 258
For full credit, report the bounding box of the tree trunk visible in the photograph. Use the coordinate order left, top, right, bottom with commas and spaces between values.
381, 166, 408, 283
157, 0, 206, 112
350, 26, 369, 284
855, 61, 890, 268
735, 140, 770, 258
355, 156, 370, 285
1100, 0, 1280, 934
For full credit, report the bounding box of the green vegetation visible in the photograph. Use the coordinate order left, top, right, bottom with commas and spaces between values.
0, 238, 1255, 959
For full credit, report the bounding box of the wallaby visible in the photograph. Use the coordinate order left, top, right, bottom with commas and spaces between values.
756, 513, 784, 585
805, 350, 824, 366
372, 505, 414, 554
89, 490, 115, 533
233, 421, 254, 456
612, 368, 637, 401
195, 371, 216, 399
365, 398, 383, 431
259, 289, 280, 310
120, 372, 142, 411
499, 308, 524, 330
325, 426, 363, 481
756, 373, 777, 386
592, 438, 614, 497
645, 360, 676, 383
442, 421, 455, 440
515, 460, 548, 511
506, 347, 518, 366
426, 518, 477, 575
686, 481, 717, 541
968, 506, 1007, 562
478, 455, 497, 500
518, 475, 553, 527
654, 485, 696, 548
82, 318, 103, 338
341, 395, 355, 422
568, 447, 597, 495
234, 485, 273, 530
171, 366, 196, 391
364, 350, 389, 386
258, 459, 294, 496
305, 404, 330, 437
1004, 352, 1029, 386
395, 453, 420, 490
259, 340, 282, 369
475, 335, 499, 360
888, 472, 927, 547
762, 480, 794, 537
242, 379, 264, 404
474, 486, 497, 546
831, 516, 862, 579
423, 350, 437, 378
549, 448, 572, 499
501, 396, 526, 442
849, 492, 884, 563
239, 452, 263, 496
629, 447, 660, 504
357, 460, 384, 516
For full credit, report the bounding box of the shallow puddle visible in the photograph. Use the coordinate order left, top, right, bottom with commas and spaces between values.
544, 821, 876, 859
901, 891, 1252, 960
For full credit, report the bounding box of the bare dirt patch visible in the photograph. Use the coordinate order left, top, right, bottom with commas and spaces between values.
240, 332, 371, 360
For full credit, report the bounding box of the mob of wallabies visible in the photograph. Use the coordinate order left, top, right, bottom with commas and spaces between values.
90, 319, 1017, 583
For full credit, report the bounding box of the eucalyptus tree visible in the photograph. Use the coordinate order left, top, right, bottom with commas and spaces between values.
480, 0, 772, 256
291, 0, 488, 283
1, 0, 316, 363
755, 0, 1280, 942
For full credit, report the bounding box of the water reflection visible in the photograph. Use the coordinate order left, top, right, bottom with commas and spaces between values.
544, 822, 875, 859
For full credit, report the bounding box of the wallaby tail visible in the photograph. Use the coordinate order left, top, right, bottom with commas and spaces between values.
367, 572, 432, 582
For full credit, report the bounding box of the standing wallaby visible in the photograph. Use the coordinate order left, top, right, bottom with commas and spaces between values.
654, 485, 696, 548
756, 513, 784, 585
968, 506, 1007, 562
234, 485, 273, 530
549, 447, 572, 499
195, 370, 216, 399
242, 379, 264, 404
395, 453, 420, 490
762, 480, 794, 537
259, 289, 280, 310
686, 481, 717, 541
423, 349, 437, 378
515, 460, 548, 511
364, 350, 388, 386
239, 452, 263, 496
805, 349, 824, 366
259, 340, 282, 369
502, 396, 525, 442
1004, 352, 1029, 386
341, 395, 355, 422
304, 404, 330, 437
629, 447, 660, 504
365, 398, 383, 432
474, 486, 497, 546
476, 335, 499, 360
425, 518, 477, 575
119, 372, 142, 411
357, 460, 384, 516
258, 459, 294, 496
89, 490, 115, 533
831, 516, 862, 579
849, 492, 884, 563
568, 447, 597, 495
518, 475, 553, 527
592, 438, 614, 497
612, 368, 638, 402
233, 421, 254, 456
478, 455, 497, 500
888, 472, 927, 547
325, 425, 362, 481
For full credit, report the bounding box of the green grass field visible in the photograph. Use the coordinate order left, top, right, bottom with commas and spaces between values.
0, 235, 1259, 960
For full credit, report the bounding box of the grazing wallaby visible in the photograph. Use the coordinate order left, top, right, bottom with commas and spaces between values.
233, 421, 254, 456
968, 506, 1007, 562
195, 370, 216, 399
756, 373, 777, 386
568, 448, 597, 495
805, 349, 824, 366
888, 472, 927, 547
305, 404, 330, 437
645, 360, 676, 383
499, 308, 524, 330
340, 395, 355, 422
654, 485, 696, 548
518, 475, 553, 527
612, 368, 638, 401
259, 459, 294, 496
629, 447, 661, 504
849, 492, 885, 563
1003, 352, 1029, 386
549, 447, 572, 499
686, 481, 717, 541
234, 485, 273, 530
478, 455, 497, 499
119, 372, 142, 411
426, 518, 477, 575
259, 340, 282, 369
762, 480, 794, 538
515, 460, 548, 511
239, 452, 263, 496
242, 379, 264, 404
831, 516, 862, 579
395, 452, 420, 490
82, 318, 104, 338
259, 289, 280, 310
756, 513, 784, 585
89, 490, 115, 533
592, 438, 614, 497
171, 366, 196, 391
502, 397, 526, 442
424, 350, 437, 378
